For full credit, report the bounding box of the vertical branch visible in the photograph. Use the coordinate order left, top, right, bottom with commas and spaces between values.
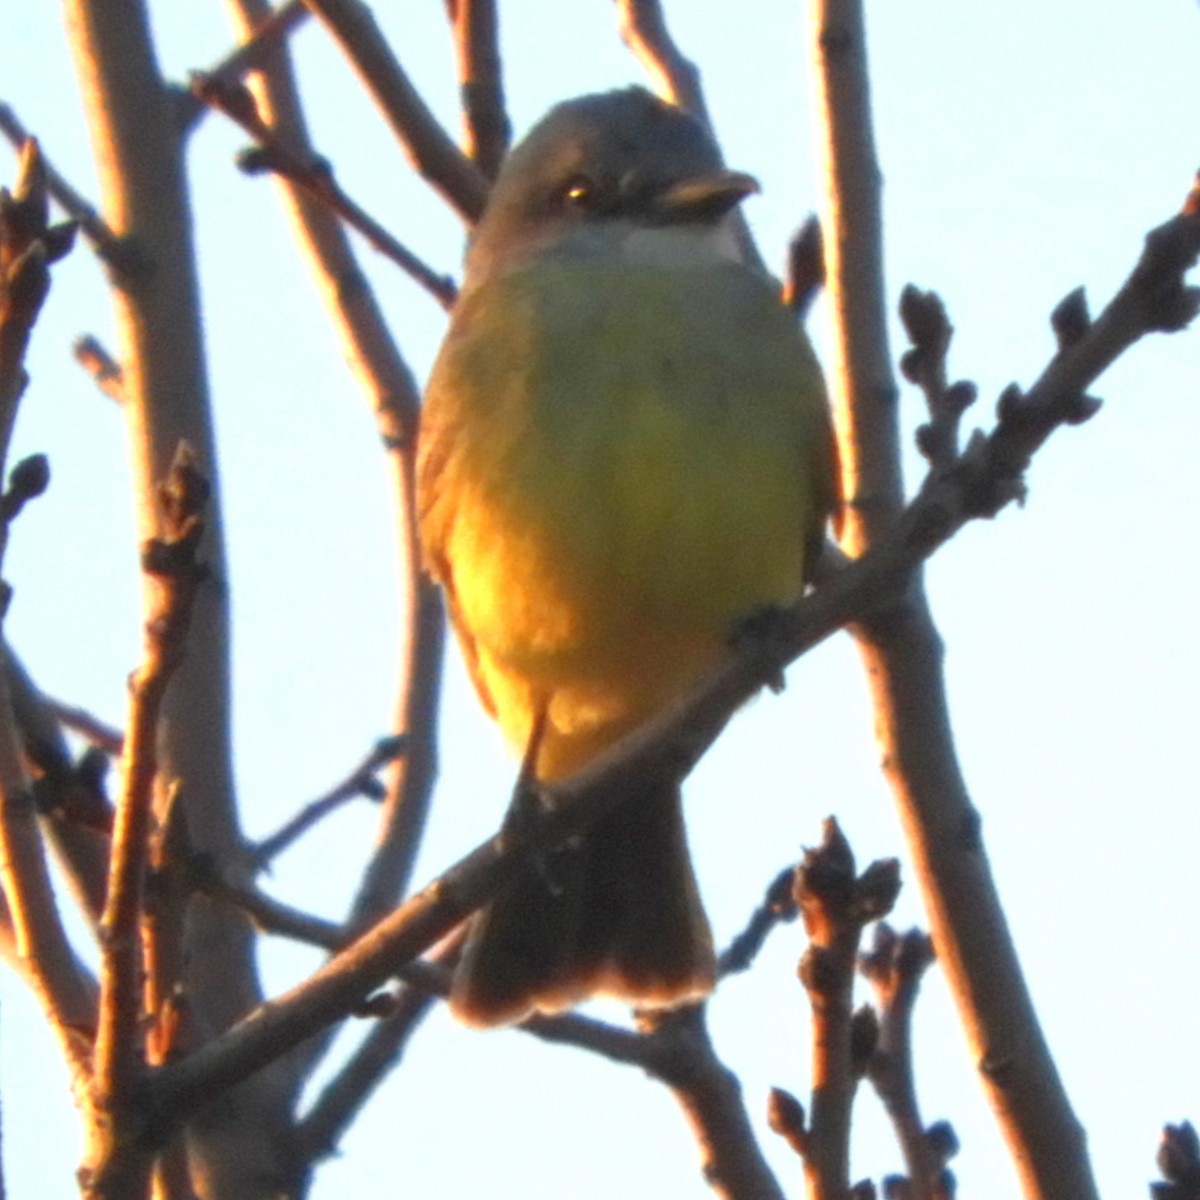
88, 449, 208, 1200
808, 4, 1100, 1199
808, 0, 901, 553
445, 0, 510, 179
64, 3, 301, 1194
222, 0, 446, 928
795, 821, 898, 1200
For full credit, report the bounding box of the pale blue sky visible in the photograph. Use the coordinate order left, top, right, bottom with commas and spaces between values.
3, 3, 1200, 1197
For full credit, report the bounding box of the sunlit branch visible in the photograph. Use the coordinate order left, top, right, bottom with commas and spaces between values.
300, 0, 490, 223
445, 0, 510, 179
176, 0, 311, 132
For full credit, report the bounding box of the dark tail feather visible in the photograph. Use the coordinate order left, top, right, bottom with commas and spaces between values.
449, 785, 714, 1028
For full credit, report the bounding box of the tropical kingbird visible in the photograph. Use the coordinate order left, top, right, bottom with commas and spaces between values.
418, 86, 834, 1027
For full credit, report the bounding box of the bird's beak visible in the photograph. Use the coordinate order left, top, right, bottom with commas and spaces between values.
652, 169, 760, 223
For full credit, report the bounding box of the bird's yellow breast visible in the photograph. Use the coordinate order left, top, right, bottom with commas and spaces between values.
418, 258, 831, 779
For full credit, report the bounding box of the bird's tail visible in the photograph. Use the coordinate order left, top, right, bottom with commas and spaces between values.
449, 784, 714, 1028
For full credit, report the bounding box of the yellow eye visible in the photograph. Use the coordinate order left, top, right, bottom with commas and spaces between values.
562, 177, 594, 208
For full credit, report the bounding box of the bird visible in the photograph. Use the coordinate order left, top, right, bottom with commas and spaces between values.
417, 86, 835, 1028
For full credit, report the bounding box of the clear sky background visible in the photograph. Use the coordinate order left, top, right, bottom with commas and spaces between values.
3, 2, 1200, 1197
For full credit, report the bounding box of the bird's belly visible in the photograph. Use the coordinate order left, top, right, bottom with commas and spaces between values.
448, 381, 808, 752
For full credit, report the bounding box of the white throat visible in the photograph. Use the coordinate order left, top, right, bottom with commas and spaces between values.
613, 215, 746, 268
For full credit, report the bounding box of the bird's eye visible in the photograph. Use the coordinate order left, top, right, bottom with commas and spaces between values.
561, 176, 596, 209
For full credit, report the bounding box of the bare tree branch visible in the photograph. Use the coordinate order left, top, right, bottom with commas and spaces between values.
0, 104, 122, 263
192, 73, 458, 308
249, 735, 405, 868
222, 0, 447, 934
860, 925, 955, 1200
43, 694, 124, 756
614, 0, 708, 124
176, 0, 311, 132
445, 0, 510, 180
89, 447, 209, 1200
806, 6, 1186, 1199
4, 642, 111, 926
795, 820, 899, 1199
300, 0, 490, 223
716, 864, 798, 978
0, 136, 95, 1094
65, 2, 304, 1191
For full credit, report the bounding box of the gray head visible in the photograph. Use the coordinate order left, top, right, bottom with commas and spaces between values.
465, 87, 757, 283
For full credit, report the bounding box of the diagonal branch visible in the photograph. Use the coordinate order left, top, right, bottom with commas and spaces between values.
192, 73, 458, 308
301, 0, 490, 223
176, 0, 311, 132
249, 735, 406, 869
0, 104, 123, 264
614, 0, 709, 125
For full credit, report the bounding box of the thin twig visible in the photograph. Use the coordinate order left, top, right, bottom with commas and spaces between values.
191, 73, 458, 308
899, 287, 977, 474
4, 643, 111, 924
301, 0, 489, 223
250, 735, 406, 868
860, 925, 954, 1200
445, 0, 509, 180
795, 820, 899, 1199
92, 447, 208, 1184
716, 864, 799, 978
0, 105, 121, 263
176, 0, 311, 132
44, 697, 124, 757
639, 1005, 786, 1200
